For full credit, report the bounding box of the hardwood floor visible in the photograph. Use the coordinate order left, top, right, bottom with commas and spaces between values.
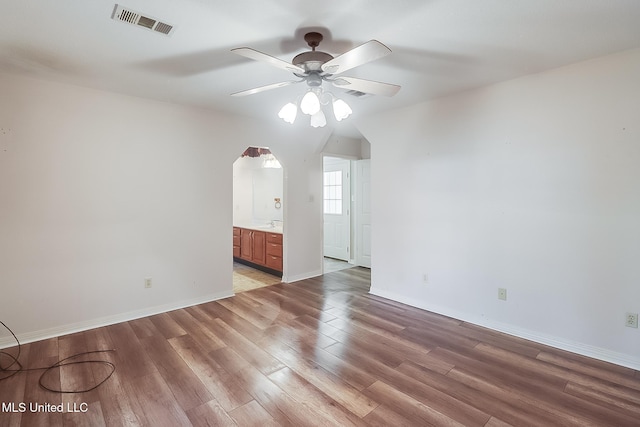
2, 267, 639, 426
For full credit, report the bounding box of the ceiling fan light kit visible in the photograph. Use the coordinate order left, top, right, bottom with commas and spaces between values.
310, 110, 327, 128
332, 98, 353, 122
231, 31, 400, 128
278, 102, 298, 124
278, 86, 352, 127
300, 90, 321, 115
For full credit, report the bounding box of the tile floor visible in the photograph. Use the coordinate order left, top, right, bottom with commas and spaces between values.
232, 262, 281, 293
323, 257, 354, 273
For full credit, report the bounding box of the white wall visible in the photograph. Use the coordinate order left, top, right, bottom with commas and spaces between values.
360, 139, 371, 160
0, 73, 326, 345
358, 48, 640, 369
322, 133, 369, 159
322, 134, 361, 158
267, 136, 327, 282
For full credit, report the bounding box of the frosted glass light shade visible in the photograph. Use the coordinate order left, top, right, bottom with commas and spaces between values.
332, 98, 352, 121
278, 102, 297, 124
300, 91, 321, 115
310, 110, 327, 128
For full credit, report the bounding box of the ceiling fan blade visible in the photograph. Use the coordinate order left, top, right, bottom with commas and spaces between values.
231, 80, 302, 97
332, 76, 400, 97
231, 47, 305, 74
321, 40, 391, 75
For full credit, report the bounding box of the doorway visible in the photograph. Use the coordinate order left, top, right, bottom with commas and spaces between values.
322, 152, 372, 273
232, 147, 284, 293
323, 156, 351, 262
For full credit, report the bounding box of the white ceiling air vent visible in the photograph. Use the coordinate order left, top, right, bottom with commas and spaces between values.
111, 4, 174, 36
344, 89, 371, 98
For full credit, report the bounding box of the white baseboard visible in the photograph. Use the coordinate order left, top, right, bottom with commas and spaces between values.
283, 269, 323, 284
370, 288, 640, 371
0, 290, 233, 349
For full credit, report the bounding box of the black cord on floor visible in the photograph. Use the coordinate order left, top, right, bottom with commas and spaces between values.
0, 320, 116, 393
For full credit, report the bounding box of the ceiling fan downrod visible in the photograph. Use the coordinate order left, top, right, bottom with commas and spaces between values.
304, 32, 323, 51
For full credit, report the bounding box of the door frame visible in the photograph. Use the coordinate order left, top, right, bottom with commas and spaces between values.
322, 156, 352, 262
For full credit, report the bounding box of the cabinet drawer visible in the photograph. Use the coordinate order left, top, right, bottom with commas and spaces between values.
266, 233, 282, 244
233, 235, 240, 247
233, 246, 240, 258
266, 242, 282, 257
233, 227, 240, 236
265, 255, 282, 272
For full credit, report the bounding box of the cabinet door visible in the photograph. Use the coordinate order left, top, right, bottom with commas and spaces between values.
252, 231, 266, 265
240, 229, 252, 260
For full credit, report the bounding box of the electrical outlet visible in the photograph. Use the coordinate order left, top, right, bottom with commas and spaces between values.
498, 288, 507, 301
145, 277, 152, 288
625, 312, 638, 328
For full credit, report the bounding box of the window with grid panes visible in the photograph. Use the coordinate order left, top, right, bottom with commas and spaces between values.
323, 170, 342, 214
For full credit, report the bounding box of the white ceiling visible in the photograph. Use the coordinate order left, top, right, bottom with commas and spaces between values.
2, 0, 640, 137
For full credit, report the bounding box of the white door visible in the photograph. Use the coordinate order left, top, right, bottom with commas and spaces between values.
323, 157, 350, 261
355, 159, 371, 268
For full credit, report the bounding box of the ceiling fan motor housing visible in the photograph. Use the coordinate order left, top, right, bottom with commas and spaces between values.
292, 51, 334, 73
305, 72, 323, 87
292, 31, 334, 73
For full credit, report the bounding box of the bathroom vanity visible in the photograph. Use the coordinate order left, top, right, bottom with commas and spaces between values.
233, 226, 283, 276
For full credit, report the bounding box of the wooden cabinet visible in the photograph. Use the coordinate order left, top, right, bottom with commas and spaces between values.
233, 227, 241, 258
234, 227, 282, 274
240, 228, 251, 260
265, 232, 283, 272
240, 228, 265, 264
252, 230, 266, 265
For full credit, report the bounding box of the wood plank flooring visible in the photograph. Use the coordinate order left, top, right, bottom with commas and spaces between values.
2, 267, 640, 426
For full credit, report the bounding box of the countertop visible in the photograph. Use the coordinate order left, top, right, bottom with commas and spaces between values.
234, 224, 283, 234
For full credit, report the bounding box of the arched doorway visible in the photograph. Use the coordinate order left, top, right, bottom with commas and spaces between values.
232, 147, 284, 293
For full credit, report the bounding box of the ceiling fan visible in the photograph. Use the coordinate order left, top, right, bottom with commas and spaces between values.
230, 32, 401, 99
